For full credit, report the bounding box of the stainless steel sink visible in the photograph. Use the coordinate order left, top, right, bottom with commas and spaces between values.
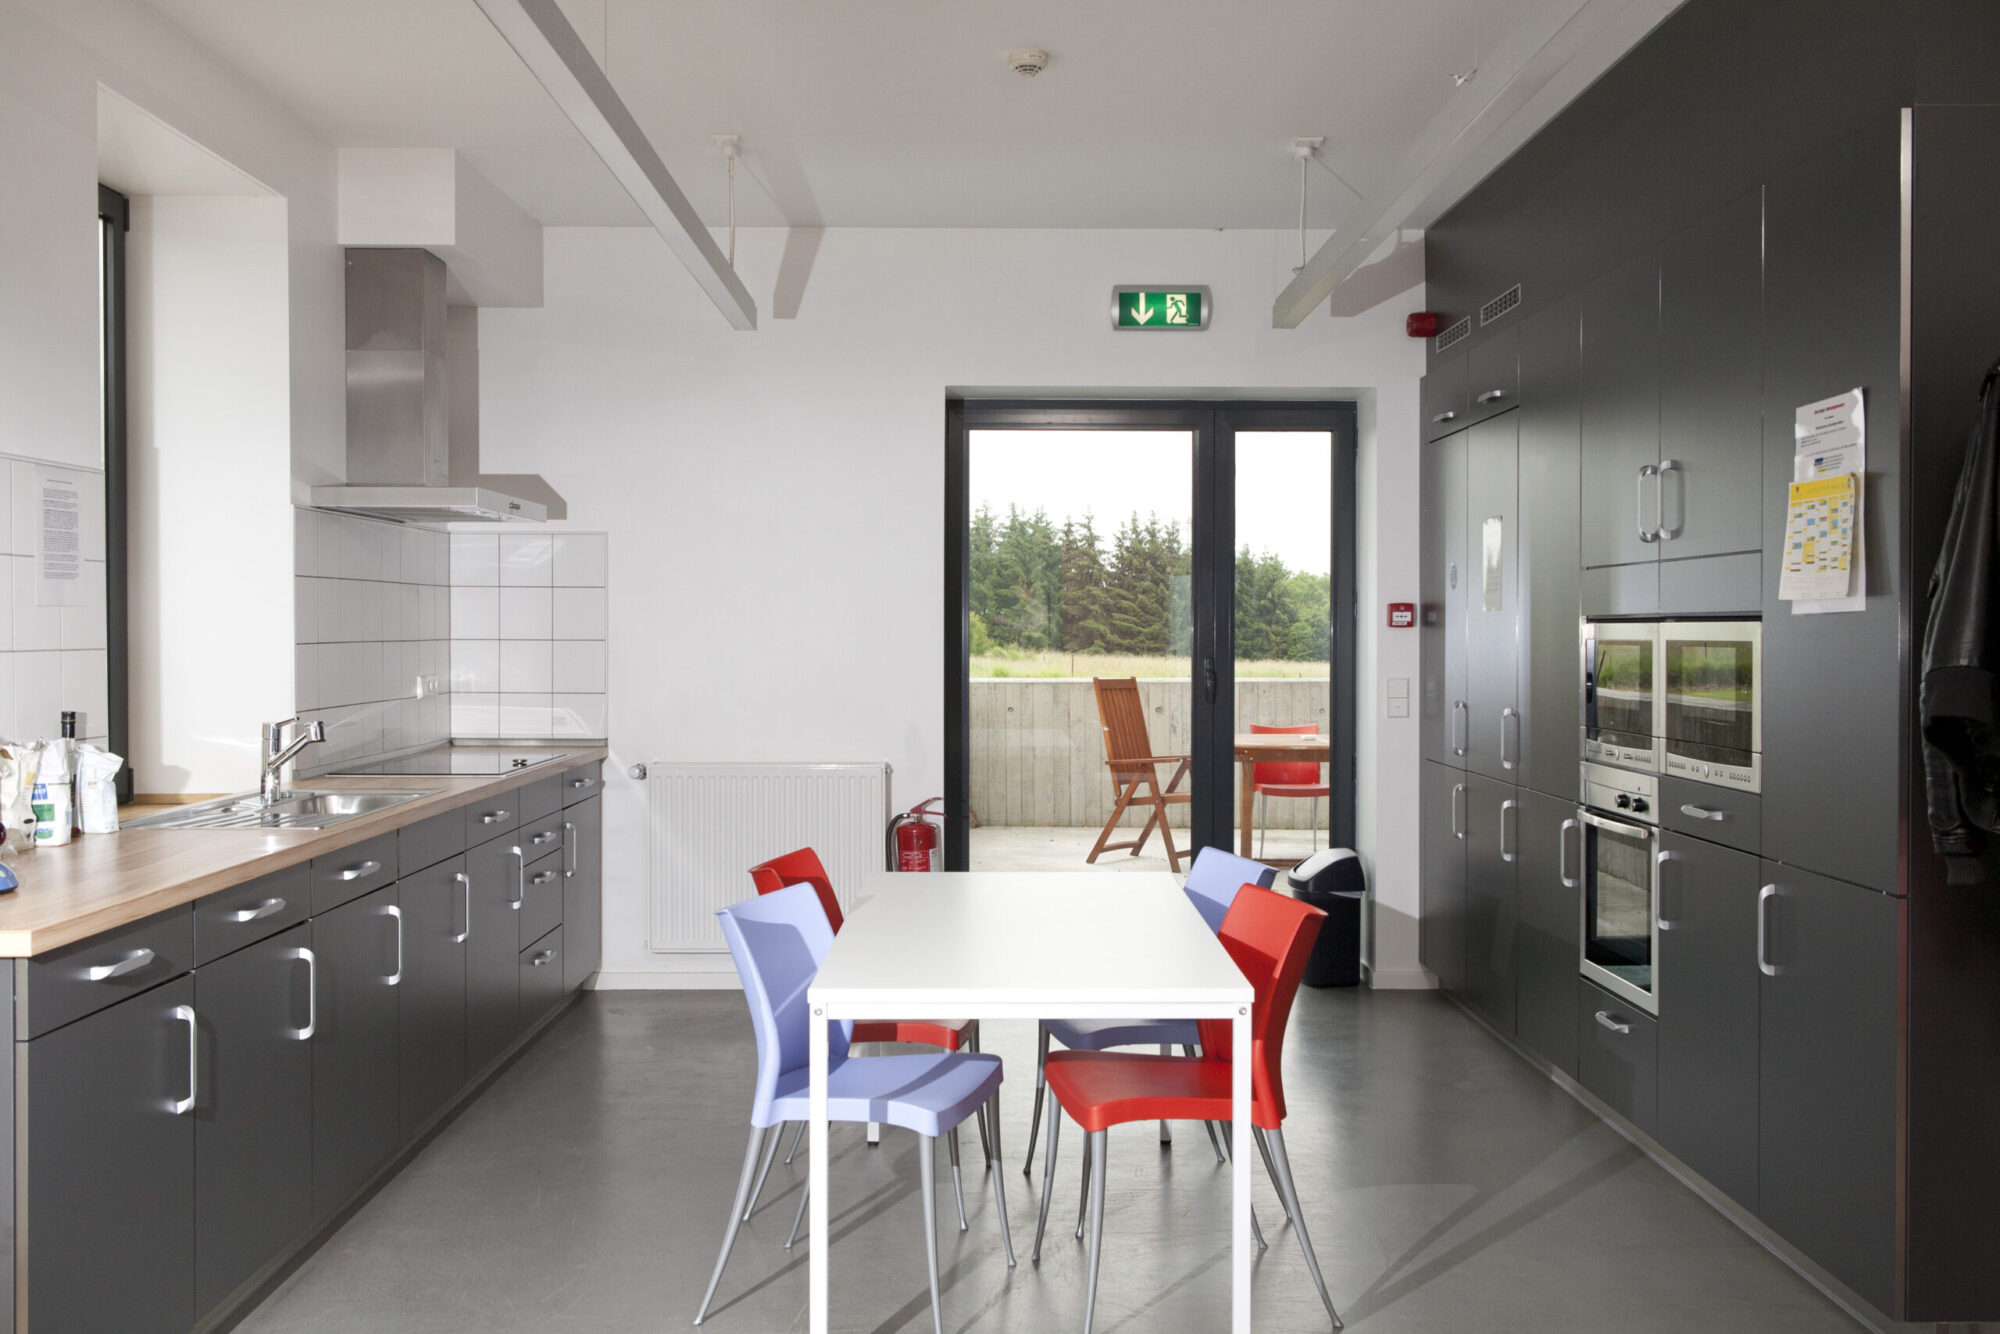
125, 788, 435, 831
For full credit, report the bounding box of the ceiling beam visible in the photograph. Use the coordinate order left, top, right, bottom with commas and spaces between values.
1270, 0, 1668, 328
473, 0, 758, 330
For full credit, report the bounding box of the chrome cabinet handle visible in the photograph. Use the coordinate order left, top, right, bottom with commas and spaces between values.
1432, 410, 1457, 425
564, 822, 577, 878
569, 776, 595, 790
1559, 818, 1579, 888
228, 897, 287, 923
334, 859, 381, 882
452, 872, 471, 944
384, 904, 403, 985
529, 949, 555, 967
1476, 388, 1508, 404
171, 1004, 198, 1114
1680, 804, 1727, 822
1594, 1010, 1631, 1035
1451, 699, 1468, 756
1451, 784, 1466, 841
294, 947, 318, 1040
1499, 707, 1519, 770
510, 847, 525, 910
87, 947, 156, 982
531, 869, 558, 885
1758, 884, 1779, 977
1499, 798, 1519, 863
1657, 458, 1682, 539
530, 830, 557, 846
1637, 464, 1660, 542
479, 809, 510, 825
1655, 849, 1678, 931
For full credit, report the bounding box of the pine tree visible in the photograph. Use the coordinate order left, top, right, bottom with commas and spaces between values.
1058, 514, 1111, 652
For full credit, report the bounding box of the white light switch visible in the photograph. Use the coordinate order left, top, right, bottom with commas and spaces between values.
1386, 676, 1410, 718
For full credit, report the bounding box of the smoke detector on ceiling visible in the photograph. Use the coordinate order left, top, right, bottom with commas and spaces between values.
1008, 48, 1050, 77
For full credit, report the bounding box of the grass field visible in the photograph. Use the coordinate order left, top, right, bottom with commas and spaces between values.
972, 650, 1329, 680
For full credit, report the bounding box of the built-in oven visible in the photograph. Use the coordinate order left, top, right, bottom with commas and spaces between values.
1580, 622, 1661, 773
1570, 762, 1660, 1015
1660, 620, 1762, 792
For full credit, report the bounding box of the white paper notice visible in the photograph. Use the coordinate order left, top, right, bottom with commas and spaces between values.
1790, 389, 1865, 615
34, 470, 83, 608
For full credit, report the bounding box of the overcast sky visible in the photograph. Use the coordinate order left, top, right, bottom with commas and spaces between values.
969, 429, 1333, 575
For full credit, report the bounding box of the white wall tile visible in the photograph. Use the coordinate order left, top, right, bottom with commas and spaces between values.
498, 693, 552, 738
12, 557, 60, 652
9, 462, 38, 557
61, 560, 106, 651
0, 656, 19, 739
499, 587, 552, 640
295, 644, 318, 711
450, 533, 499, 586
59, 649, 108, 734
450, 586, 499, 639
552, 587, 607, 640
452, 639, 500, 693
552, 533, 608, 588
552, 640, 607, 693
552, 693, 607, 738
499, 640, 552, 693
498, 532, 554, 586
13, 651, 60, 739
293, 576, 317, 646
293, 509, 316, 577
452, 692, 498, 737
379, 526, 401, 584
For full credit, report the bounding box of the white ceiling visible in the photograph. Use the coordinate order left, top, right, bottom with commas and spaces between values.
135, 0, 1667, 237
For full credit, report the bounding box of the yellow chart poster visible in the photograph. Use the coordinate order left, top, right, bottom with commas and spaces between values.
1780, 473, 1857, 601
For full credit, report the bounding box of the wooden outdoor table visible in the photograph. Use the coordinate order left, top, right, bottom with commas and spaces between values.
1233, 732, 1331, 859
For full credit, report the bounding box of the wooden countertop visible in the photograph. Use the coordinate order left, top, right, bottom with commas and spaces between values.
0, 746, 609, 957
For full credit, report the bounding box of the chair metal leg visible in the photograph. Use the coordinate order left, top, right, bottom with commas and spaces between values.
918, 1134, 944, 1334
785, 1179, 810, 1250
967, 1022, 994, 1164
744, 1119, 784, 1220
1262, 1126, 1343, 1329
1082, 1129, 1109, 1334
948, 1125, 968, 1231
1023, 1023, 1050, 1177
1075, 1131, 1092, 1238
1032, 1091, 1062, 1262
1159, 1043, 1173, 1144
980, 1104, 1018, 1267
784, 1119, 807, 1165
693, 1123, 767, 1325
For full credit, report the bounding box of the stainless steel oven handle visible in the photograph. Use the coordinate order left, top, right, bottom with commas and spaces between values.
1679, 803, 1728, 822
1655, 849, 1678, 931
1637, 464, 1661, 542
1500, 707, 1519, 770
1451, 784, 1465, 841
1578, 808, 1655, 839
1499, 799, 1518, 863
1594, 1010, 1632, 1035
1758, 884, 1779, 976
1657, 459, 1682, 539
1559, 818, 1579, 888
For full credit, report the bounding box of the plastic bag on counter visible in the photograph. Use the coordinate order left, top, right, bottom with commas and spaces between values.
32, 740, 71, 847
0, 744, 38, 851
77, 746, 123, 835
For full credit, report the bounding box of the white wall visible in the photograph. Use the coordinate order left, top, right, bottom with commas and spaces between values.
478, 225, 1430, 987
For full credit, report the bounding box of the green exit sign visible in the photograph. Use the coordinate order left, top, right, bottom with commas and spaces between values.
1112, 286, 1210, 331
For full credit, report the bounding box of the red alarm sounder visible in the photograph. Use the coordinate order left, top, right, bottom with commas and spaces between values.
1388, 602, 1416, 629
1406, 312, 1441, 338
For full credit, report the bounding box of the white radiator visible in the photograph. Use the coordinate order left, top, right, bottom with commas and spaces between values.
644, 762, 891, 953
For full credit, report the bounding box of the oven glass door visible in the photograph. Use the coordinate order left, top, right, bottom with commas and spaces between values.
1579, 809, 1658, 1013
1662, 624, 1759, 771
1583, 627, 1659, 758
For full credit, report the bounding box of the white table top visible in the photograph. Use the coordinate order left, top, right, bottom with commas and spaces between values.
810, 871, 1251, 1012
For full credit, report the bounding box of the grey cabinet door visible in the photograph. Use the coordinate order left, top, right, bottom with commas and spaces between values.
1463, 415, 1520, 782
466, 833, 525, 1074
1419, 760, 1467, 992
1465, 327, 1519, 426
1579, 247, 1662, 570
1758, 863, 1900, 1314
521, 926, 565, 1023
194, 923, 313, 1317
1655, 833, 1759, 1208
1659, 189, 1763, 562
1462, 774, 1520, 1033
1515, 789, 1580, 1076
562, 795, 603, 991
27, 975, 195, 1334
1423, 354, 1469, 440
311, 883, 403, 1218
1421, 428, 1468, 767
399, 855, 468, 1137
1515, 295, 1582, 800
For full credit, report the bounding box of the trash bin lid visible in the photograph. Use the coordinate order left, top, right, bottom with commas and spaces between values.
1287, 846, 1358, 888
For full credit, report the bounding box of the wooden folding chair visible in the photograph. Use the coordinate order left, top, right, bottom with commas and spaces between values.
1085, 677, 1191, 873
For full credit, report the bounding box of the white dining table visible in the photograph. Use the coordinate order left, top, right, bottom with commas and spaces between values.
805, 870, 1257, 1332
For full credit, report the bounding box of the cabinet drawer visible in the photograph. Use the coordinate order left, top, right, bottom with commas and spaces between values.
1577, 979, 1658, 1136
400, 806, 467, 876
1466, 327, 1520, 425
520, 850, 564, 948
20, 907, 194, 1038
1658, 551, 1760, 614
516, 774, 562, 825
1580, 562, 1659, 617
520, 926, 564, 1023
1660, 775, 1759, 854
561, 761, 603, 806
1423, 356, 1470, 441
193, 862, 310, 963
518, 808, 564, 861
464, 795, 520, 841
310, 832, 399, 914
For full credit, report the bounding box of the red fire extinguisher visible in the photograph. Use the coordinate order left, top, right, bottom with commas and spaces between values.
889, 799, 943, 872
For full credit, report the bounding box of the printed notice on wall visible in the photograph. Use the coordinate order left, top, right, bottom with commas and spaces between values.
1785, 389, 1865, 614
34, 470, 82, 608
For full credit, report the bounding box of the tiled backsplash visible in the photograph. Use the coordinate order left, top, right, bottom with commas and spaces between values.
450, 532, 609, 740
0, 459, 108, 747
293, 509, 452, 767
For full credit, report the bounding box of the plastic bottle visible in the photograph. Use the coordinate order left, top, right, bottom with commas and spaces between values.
60, 712, 80, 835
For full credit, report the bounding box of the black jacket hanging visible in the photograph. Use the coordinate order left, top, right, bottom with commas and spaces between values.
1921, 357, 2000, 884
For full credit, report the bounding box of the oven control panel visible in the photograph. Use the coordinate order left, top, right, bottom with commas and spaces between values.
1581, 762, 1659, 824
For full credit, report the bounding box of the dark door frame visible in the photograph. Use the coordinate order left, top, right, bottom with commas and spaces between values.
98, 185, 132, 802
943, 398, 1358, 870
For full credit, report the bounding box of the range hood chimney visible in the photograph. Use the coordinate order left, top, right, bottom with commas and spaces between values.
311, 248, 563, 525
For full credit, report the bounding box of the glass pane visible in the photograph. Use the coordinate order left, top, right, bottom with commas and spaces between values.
1585, 825, 1654, 991
1589, 637, 1654, 740
1664, 638, 1754, 758
1232, 432, 1333, 867
967, 430, 1192, 872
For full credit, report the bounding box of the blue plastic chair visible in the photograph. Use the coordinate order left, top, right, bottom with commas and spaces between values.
694, 883, 1015, 1331
1021, 847, 1279, 1176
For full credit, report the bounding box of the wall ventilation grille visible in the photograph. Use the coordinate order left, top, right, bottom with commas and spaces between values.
1479, 284, 1522, 326
1434, 317, 1472, 352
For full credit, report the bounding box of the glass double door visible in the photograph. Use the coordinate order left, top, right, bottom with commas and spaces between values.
949, 402, 1354, 873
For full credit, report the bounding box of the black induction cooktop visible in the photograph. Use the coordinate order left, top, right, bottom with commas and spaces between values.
334, 748, 567, 776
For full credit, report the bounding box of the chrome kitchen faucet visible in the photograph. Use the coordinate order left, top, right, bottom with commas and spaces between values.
261, 717, 327, 803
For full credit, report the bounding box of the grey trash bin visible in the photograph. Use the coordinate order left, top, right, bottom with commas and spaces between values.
1287, 848, 1364, 988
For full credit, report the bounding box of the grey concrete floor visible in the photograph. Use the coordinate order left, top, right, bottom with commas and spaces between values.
971, 825, 1327, 873
236, 988, 1859, 1334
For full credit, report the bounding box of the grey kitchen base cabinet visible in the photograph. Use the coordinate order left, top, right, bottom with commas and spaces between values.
1577, 978, 1658, 1137
311, 884, 405, 1219
399, 855, 469, 1138
563, 794, 603, 991
1513, 789, 1579, 1077
1461, 773, 1519, 1034
1419, 760, 1467, 992
466, 832, 527, 1075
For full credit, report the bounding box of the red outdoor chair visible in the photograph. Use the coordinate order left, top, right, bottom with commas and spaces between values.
1032, 883, 1342, 1332
1249, 721, 1331, 859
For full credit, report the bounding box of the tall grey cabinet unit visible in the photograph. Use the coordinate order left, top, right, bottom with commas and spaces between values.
1513, 789, 1579, 1076
1462, 417, 1520, 783
1420, 426, 1468, 767
1461, 773, 1518, 1033
1419, 760, 1466, 994
1578, 248, 1662, 589
1514, 296, 1582, 800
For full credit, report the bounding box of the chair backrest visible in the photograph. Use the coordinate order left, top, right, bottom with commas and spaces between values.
1183, 846, 1279, 934
716, 883, 853, 1126
1249, 721, 1323, 788
1092, 677, 1158, 775
1196, 884, 1325, 1128
748, 846, 844, 933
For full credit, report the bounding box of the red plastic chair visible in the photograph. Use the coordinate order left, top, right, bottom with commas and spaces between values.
1249, 721, 1331, 859
1033, 884, 1341, 1332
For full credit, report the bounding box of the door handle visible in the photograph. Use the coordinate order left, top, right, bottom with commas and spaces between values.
384, 904, 403, 986
530, 830, 557, 846
479, 809, 510, 826
1559, 818, 1579, 888
1657, 458, 1682, 539
1476, 389, 1508, 405
564, 822, 578, 878
1499, 707, 1519, 770
1451, 699, 1468, 756
529, 949, 556, 967
227, 897, 288, 923
1432, 410, 1458, 425
294, 947, 318, 1040
1758, 884, 1779, 976
1637, 464, 1660, 542
1202, 658, 1217, 704
170, 1004, 198, 1115
569, 775, 596, 791
1451, 784, 1466, 841
1500, 798, 1518, 863
1655, 849, 1678, 931
510, 847, 526, 910
531, 869, 558, 885
1680, 803, 1727, 822
1594, 1010, 1632, 1035
334, 859, 380, 882
452, 871, 471, 944
87, 947, 155, 982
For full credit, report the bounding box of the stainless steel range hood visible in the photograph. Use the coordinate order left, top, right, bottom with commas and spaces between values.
311, 248, 561, 525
